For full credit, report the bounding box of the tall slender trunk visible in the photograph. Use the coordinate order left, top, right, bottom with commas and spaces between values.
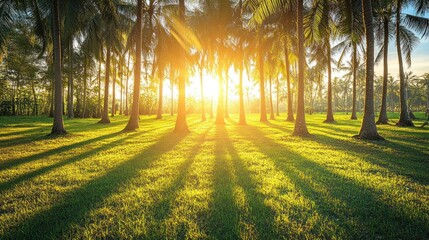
285, 39, 294, 122
351, 42, 358, 120
173, 0, 189, 132
125, 53, 130, 116
259, 28, 268, 122
111, 58, 116, 117
269, 77, 275, 120
224, 67, 229, 118
292, 0, 309, 136
97, 60, 102, 118
31, 79, 38, 115
120, 60, 123, 115
396, 0, 413, 127
50, 0, 66, 135
170, 68, 174, 116
156, 68, 164, 119
200, 61, 206, 121
215, 64, 225, 125
324, 36, 335, 123
67, 42, 74, 119
82, 55, 87, 118
356, 0, 383, 140
124, 0, 143, 131
238, 49, 246, 125
377, 16, 390, 124
276, 77, 280, 116
99, 46, 111, 124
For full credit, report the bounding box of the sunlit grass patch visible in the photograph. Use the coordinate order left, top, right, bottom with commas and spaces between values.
0, 113, 428, 239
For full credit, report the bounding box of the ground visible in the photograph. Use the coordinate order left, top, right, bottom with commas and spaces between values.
0, 113, 428, 239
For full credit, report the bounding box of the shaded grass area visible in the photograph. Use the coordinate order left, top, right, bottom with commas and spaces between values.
0, 113, 428, 239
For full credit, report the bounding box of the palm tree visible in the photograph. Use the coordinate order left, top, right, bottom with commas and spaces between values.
258, 26, 268, 122
292, 0, 309, 136
173, 0, 189, 132
50, 0, 67, 135
395, 0, 429, 126
355, 0, 383, 140
123, 0, 142, 131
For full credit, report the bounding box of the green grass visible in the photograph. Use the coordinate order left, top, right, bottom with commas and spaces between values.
0, 113, 428, 239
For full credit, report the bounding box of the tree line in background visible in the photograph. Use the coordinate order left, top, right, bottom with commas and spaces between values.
0, 0, 428, 139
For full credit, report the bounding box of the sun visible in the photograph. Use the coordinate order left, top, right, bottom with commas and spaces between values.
188, 72, 219, 101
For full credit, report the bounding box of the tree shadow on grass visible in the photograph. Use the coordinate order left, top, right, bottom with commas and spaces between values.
1, 131, 189, 239
260, 119, 429, 185
221, 125, 278, 239
0, 131, 147, 195
148, 125, 213, 239
235, 125, 429, 239
206, 126, 241, 239
0, 121, 174, 171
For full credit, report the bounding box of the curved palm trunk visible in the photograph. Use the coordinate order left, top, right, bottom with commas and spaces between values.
215, 65, 225, 125
351, 42, 358, 120
99, 46, 111, 124
284, 39, 294, 122
156, 69, 164, 119
292, 0, 309, 136
124, 0, 143, 131
200, 62, 206, 121
324, 37, 335, 123
174, 0, 189, 132
356, 0, 383, 140
67, 42, 74, 119
269, 77, 275, 120
396, 1, 413, 127
259, 30, 268, 122
238, 54, 246, 125
50, 0, 66, 135
377, 17, 390, 124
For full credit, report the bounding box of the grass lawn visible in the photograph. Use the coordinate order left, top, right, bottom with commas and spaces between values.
0, 113, 428, 239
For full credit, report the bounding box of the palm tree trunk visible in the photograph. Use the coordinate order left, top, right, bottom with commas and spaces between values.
351, 42, 358, 120
173, 0, 189, 132
170, 68, 174, 116
396, 0, 413, 127
269, 77, 275, 120
377, 17, 389, 124
324, 36, 335, 123
200, 62, 206, 121
356, 0, 383, 140
125, 53, 130, 116
284, 39, 294, 122
82, 55, 87, 118
120, 61, 123, 115
97, 60, 102, 118
111, 58, 116, 118
276, 77, 280, 116
67, 42, 74, 119
50, 0, 66, 135
124, 0, 143, 131
156, 69, 164, 119
99, 46, 111, 124
224, 67, 229, 118
259, 28, 268, 122
215, 64, 225, 125
292, 0, 309, 136
238, 51, 246, 125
